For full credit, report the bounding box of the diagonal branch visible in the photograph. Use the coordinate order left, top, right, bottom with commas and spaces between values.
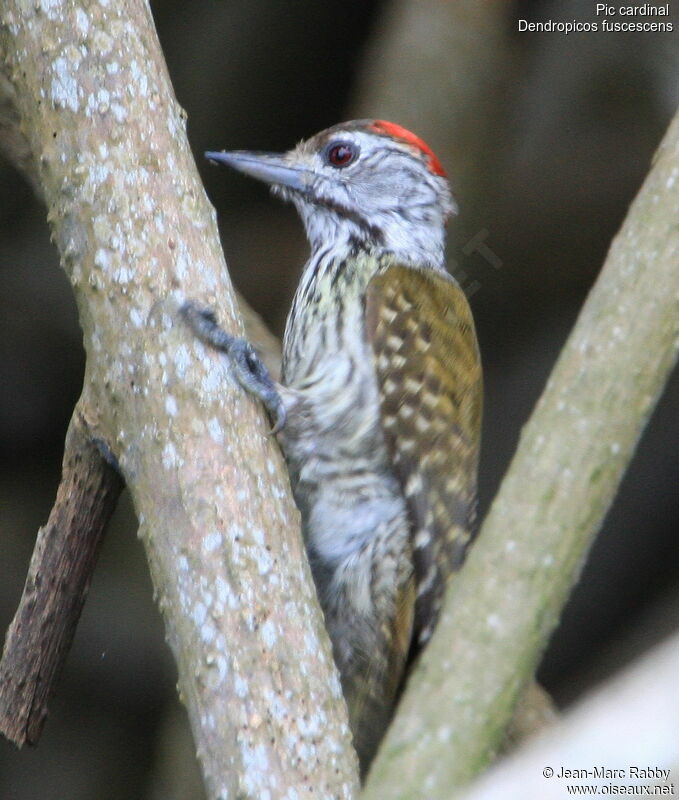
364, 110, 679, 798
0, 1, 357, 796
0, 404, 123, 746
0, 19, 281, 760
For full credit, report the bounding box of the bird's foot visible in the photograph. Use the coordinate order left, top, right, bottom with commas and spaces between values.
180, 301, 286, 433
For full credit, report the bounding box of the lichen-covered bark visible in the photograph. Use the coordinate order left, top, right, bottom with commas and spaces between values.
364, 111, 679, 799
0, 2, 358, 797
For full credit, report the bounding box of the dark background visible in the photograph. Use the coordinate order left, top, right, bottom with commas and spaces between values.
1, 1, 677, 797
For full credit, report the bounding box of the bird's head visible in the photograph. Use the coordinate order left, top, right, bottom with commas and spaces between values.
206, 120, 456, 269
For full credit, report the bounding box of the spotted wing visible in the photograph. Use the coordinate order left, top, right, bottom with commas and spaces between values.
365, 264, 482, 646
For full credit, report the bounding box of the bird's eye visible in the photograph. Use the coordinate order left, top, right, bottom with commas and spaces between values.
324, 141, 358, 168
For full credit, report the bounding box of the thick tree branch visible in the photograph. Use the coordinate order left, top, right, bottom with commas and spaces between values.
0, 404, 123, 746
0, 60, 281, 376
0, 1, 357, 797
364, 111, 679, 798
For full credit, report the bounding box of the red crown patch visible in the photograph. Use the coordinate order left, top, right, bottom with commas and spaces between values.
369, 120, 446, 178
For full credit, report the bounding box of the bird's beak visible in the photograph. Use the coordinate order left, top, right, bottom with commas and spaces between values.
205, 150, 309, 192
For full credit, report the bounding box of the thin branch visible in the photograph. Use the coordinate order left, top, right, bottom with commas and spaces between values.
364, 110, 679, 798
0, 1, 357, 796
0, 405, 123, 746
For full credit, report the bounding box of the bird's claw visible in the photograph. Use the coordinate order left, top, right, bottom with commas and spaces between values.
228, 337, 287, 434
180, 301, 286, 433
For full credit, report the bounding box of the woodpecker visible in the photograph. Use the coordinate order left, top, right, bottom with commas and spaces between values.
186, 120, 482, 776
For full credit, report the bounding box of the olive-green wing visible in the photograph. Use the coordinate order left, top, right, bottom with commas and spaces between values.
365, 264, 482, 646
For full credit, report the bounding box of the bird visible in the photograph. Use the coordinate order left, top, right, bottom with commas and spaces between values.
185, 119, 483, 777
